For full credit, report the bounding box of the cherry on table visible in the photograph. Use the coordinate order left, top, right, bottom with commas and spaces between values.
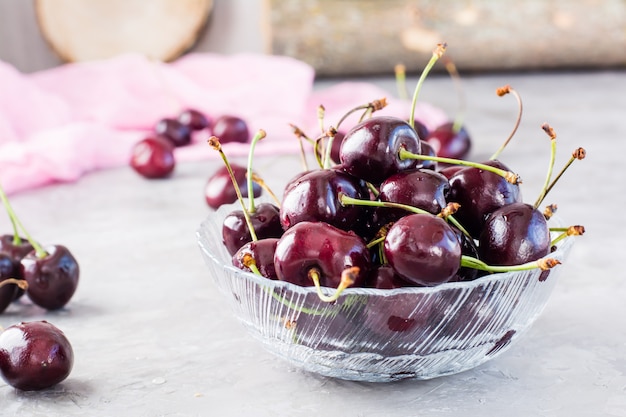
204, 164, 262, 209
20, 244, 80, 311
177, 108, 211, 132
211, 115, 250, 144
0, 234, 34, 301
130, 136, 176, 179
0, 253, 19, 313
154, 118, 192, 147
0, 321, 74, 391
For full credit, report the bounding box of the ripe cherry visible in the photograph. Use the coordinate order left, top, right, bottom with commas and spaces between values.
20, 245, 80, 311
384, 213, 461, 286
204, 164, 261, 210
426, 122, 472, 161
129, 136, 176, 179
212, 115, 250, 144
177, 108, 211, 131
478, 202, 551, 266
339, 116, 422, 185
0, 234, 34, 300
0, 253, 19, 312
0, 321, 74, 391
154, 118, 192, 147
222, 203, 282, 256
232, 237, 279, 279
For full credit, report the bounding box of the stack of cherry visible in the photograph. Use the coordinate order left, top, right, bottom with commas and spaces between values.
213, 44, 585, 304
130, 108, 251, 180
0, 184, 78, 391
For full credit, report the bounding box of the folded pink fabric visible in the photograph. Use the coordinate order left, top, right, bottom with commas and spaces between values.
0, 53, 447, 195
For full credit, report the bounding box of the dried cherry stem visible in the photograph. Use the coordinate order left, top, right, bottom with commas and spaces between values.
461, 255, 561, 273
309, 266, 358, 303
0, 278, 28, 291
490, 85, 523, 160
246, 130, 267, 214
289, 124, 312, 172
534, 123, 558, 209
443, 57, 466, 134
394, 63, 409, 100
398, 148, 521, 184
208, 136, 258, 242
543, 147, 586, 198
339, 193, 470, 238
550, 225, 585, 246
335, 98, 388, 131
250, 173, 281, 208
543, 203, 558, 220
0, 181, 47, 258
409, 42, 447, 129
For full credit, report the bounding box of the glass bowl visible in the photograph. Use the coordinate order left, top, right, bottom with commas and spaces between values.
196, 202, 575, 382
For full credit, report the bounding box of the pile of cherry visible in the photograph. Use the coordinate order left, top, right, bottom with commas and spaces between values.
129, 108, 251, 180
212, 46, 585, 304
0, 184, 78, 391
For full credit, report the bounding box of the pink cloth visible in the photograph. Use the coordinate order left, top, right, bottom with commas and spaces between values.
0, 53, 447, 195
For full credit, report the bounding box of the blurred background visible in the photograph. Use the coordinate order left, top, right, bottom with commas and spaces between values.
1, 0, 625, 76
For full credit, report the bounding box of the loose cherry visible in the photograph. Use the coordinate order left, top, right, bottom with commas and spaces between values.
130, 136, 176, 179
211, 115, 250, 144
0, 321, 74, 391
154, 118, 192, 147
0, 234, 34, 301
177, 108, 211, 131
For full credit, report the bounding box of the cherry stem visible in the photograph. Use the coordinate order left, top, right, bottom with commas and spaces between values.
550, 225, 585, 246
339, 193, 471, 239
534, 123, 558, 209
322, 127, 338, 169
250, 173, 281, 208
289, 124, 310, 172
443, 57, 466, 134
317, 105, 326, 134
490, 85, 523, 160
0, 278, 29, 291
246, 129, 267, 214
394, 63, 409, 100
308, 266, 357, 303
399, 148, 521, 184
335, 98, 388, 131
543, 147, 586, 198
461, 255, 561, 273
208, 137, 258, 242
240, 253, 262, 276
0, 182, 47, 258
409, 43, 447, 129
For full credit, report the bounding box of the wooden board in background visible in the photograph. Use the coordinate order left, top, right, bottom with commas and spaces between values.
264, 0, 626, 76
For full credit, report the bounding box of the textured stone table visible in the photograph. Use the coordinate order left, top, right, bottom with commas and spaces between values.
0, 70, 623, 416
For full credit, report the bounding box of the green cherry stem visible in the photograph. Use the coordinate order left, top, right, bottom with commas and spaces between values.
309, 266, 357, 303
461, 255, 561, 273
490, 85, 523, 160
335, 98, 388, 131
246, 129, 267, 214
398, 148, 521, 184
550, 225, 585, 246
395, 63, 409, 100
289, 124, 311, 172
0, 181, 47, 258
534, 123, 558, 209
409, 42, 447, 129
543, 147, 586, 198
208, 137, 258, 242
443, 57, 466, 134
323, 127, 338, 169
249, 173, 281, 208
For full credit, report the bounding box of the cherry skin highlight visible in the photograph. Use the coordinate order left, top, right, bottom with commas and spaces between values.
130, 136, 176, 179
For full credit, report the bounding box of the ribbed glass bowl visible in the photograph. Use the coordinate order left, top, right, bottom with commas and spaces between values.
197, 202, 575, 382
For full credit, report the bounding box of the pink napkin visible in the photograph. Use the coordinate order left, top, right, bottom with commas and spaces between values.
0, 53, 447, 195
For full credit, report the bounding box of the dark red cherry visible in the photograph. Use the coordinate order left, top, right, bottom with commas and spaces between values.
0, 234, 34, 300
384, 214, 461, 286
447, 159, 522, 238
426, 122, 471, 160
279, 168, 370, 232
0, 321, 74, 391
232, 237, 279, 279
418, 140, 438, 170
378, 169, 450, 223
0, 253, 19, 313
130, 136, 175, 179
177, 108, 211, 131
413, 119, 430, 141
449, 227, 479, 282
314, 131, 345, 165
212, 115, 250, 144
222, 203, 282, 256
273, 221, 370, 288
20, 245, 80, 310
438, 164, 465, 180
339, 116, 421, 184
478, 202, 551, 266
204, 164, 262, 209
154, 118, 192, 147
